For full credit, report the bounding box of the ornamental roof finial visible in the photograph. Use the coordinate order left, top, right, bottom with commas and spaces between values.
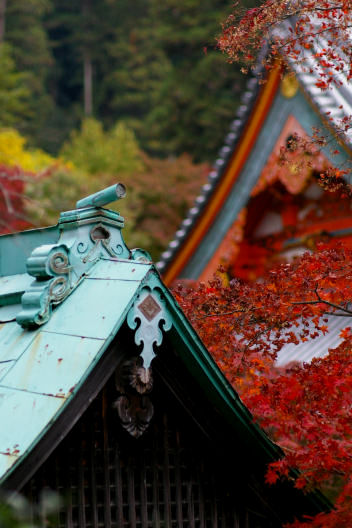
75, 183, 126, 209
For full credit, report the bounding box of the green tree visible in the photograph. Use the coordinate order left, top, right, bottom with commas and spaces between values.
45, 0, 258, 160
103, 0, 247, 160
60, 118, 143, 175
5, 0, 54, 147
0, 44, 31, 127
45, 0, 119, 152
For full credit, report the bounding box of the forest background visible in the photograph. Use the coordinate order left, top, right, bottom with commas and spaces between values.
0, 0, 257, 258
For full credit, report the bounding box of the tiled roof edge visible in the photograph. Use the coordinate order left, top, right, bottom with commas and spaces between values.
281, 19, 352, 147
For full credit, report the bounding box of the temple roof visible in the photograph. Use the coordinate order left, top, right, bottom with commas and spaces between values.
0, 185, 307, 495
157, 44, 352, 280
0, 257, 152, 482
156, 39, 352, 367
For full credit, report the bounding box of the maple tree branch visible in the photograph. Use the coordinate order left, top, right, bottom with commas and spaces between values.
243, 323, 276, 354
194, 309, 245, 320
236, 2, 346, 22
281, 445, 297, 453
292, 287, 352, 316
314, 288, 352, 314
322, 311, 352, 317
274, 24, 352, 53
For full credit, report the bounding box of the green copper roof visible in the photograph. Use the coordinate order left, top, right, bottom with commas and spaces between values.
0, 188, 330, 512
0, 190, 157, 484
0, 257, 152, 483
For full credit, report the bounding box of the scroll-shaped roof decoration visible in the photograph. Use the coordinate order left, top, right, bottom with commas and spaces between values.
15, 184, 149, 328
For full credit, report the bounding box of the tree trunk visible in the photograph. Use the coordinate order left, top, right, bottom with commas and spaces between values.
0, 0, 7, 43
82, 0, 93, 116
84, 51, 93, 116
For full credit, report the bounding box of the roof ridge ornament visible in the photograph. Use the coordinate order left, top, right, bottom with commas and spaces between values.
76, 183, 126, 209
16, 184, 132, 328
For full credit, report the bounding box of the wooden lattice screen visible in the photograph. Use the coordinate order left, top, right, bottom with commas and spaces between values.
24, 371, 277, 528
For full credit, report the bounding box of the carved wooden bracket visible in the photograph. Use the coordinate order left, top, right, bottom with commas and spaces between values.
114, 357, 154, 438
115, 356, 153, 395
114, 394, 153, 438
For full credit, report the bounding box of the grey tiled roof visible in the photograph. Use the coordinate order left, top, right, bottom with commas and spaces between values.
283, 19, 352, 146
276, 315, 351, 366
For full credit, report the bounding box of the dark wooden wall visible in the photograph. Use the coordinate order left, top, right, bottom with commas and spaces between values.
24, 367, 281, 528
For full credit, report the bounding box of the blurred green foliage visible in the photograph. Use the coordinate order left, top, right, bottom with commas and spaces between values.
0, 0, 259, 160
5, 0, 55, 145
24, 119, 208, 259
60, 119, 143, 175
0, 44, 32, 128
99, 0, 245, 160
0, 490, 60, 528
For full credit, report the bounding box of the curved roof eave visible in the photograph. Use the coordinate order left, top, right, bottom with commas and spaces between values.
158, 24, 352, 283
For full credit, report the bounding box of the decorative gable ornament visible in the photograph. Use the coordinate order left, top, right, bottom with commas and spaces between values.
109, 286, 173, 437
127, 287, 172, 372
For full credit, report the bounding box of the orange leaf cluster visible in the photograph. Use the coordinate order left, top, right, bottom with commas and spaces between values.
175, 245, 352, 526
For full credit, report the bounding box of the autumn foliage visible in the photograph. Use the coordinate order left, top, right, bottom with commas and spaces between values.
175, 245, 352, 526
218, 0, 352, 185
218, 0, 352, 82
172, 4, 352, 525
0, 165, 32, 233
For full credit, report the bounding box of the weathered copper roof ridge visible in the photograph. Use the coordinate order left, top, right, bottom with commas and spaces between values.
0, 185, 151, 329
